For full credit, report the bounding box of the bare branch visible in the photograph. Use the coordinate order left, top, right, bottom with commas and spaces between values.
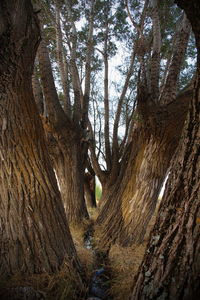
125, 0, 142, 34
111, 0, 149, 172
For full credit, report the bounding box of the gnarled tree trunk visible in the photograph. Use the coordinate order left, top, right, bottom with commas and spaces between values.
131, 1, 200, 297
95, 11, 191, 248
0, 0, 80, 276
96, 89, 192, 248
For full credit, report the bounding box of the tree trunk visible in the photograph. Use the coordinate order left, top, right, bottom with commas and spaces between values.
96, 90, 192, 248
131, 1, 200, 298
32, 68, 44, 115
97, 181, 111, 210
0, 0, 80, 276
52, 140, 89, 224
84, 172, 97, 208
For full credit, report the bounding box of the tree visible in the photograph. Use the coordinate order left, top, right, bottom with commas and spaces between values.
37, 37, 89, 223
32, 0, 101, 224
0, 0, 81, 278
131, 0, 200, 298
94, 0, 194, 248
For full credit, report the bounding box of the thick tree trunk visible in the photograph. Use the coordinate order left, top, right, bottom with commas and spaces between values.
52, 141, 89, 224
119, 134, 172, 245
0, 0, 80, 276
96, 90, 192, 248
131, 1, 200, 298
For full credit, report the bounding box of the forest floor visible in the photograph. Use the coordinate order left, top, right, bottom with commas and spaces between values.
71, 208, 157, 300
0, 209, 156, 300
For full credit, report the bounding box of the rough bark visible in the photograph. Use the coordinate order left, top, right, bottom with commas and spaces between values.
131, 2, 200, 296
52, 139, 89, 223
0, 0, 80, 276
96, 87, 192, 248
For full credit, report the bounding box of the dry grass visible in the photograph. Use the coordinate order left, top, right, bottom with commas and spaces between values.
0, 207, 159, 299
108, 213, 158, 300
0, 260, 86, 300
87, 207, 99, 222
109, 243, 146, 300
0, 221, 95, 300
70, 222, 95, 282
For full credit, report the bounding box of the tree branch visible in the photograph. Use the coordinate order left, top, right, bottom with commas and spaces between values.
159, 13, 191, 104
149, 0, 161, 101
82, 0, 95, 129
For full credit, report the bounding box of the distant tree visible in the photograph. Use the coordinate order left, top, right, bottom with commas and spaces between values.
0, 0, 81, 280
131, 0, 200, 298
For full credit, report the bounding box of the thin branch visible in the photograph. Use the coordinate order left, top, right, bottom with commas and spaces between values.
125, 0, 142, 34
55, 0, 71, 116
111, 0, 149, 169
64, 0, 83, 122
82, 0, 95, 129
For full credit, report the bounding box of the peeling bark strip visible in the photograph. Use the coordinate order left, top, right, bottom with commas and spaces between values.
0, 0, 80, 276
131, 1, 200, 298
